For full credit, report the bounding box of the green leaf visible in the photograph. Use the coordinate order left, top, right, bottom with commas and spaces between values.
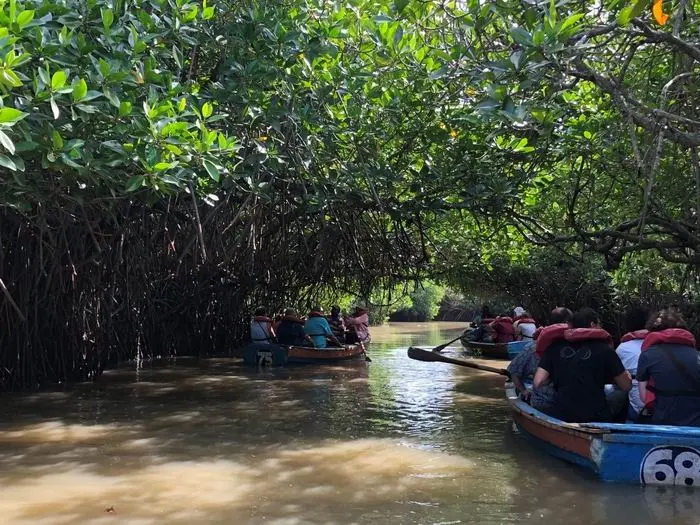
201, 102, 213, 119
0, 69, 23, 87
126, 175, 145, 191
203, 159, 220, 181
0, 153, 17, 171
51, 70, 66, 90
202, 6, 215, 19
0, 107, 28, 124
618, 0, 646, 25
50, 97, 59, 119
99, 58, 111, 78
511, 26, 532, 46
178, 98, 186, 112
52, 130, 64, 149
101, 8, 114, 30
72, 78, 88, 102
119, 101, 132, 116
559, 13, 584, 33
584, 130, 593, 139
16, 9, 34, 30
0, 129, 15, 154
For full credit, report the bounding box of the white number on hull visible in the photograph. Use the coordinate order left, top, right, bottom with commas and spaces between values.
641, 447, 700, 486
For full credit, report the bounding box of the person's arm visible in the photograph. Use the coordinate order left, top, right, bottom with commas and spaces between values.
604, 350, 631, 391
533, 367, 550, 389
636, 352, 650, 402
639, 380, 649, 403
613, 370, 632, 392
507, 350, 530, 394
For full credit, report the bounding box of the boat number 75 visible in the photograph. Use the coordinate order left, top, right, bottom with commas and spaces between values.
640, 446, 700, 486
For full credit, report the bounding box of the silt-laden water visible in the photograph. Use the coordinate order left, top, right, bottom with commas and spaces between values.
0, 322, 696, 524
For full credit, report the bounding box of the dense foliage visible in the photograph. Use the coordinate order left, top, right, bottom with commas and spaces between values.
0, 0, 697, 388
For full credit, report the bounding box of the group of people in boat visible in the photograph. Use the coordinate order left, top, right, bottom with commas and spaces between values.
505, 306, 700, 428
250, 305, 370, 348
468, 306, 538, 343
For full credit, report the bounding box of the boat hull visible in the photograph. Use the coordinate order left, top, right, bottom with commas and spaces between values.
461, 339, 529, 359
508, 385, 700, 486
243, 343, 366, 366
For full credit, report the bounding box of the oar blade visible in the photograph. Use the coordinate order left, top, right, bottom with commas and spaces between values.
407, 346, 441, 362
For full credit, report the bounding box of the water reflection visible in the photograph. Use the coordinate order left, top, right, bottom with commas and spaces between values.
0, 322, 696, 524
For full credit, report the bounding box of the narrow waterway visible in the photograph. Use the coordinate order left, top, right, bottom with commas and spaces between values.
0, 322, 696, 524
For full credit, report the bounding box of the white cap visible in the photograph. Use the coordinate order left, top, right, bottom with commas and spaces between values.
513, 306, 525, 317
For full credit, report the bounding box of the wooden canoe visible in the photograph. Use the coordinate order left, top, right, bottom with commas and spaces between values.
507, 384, 700, 486
243, 343, 366, 367
461, 339, 529, 360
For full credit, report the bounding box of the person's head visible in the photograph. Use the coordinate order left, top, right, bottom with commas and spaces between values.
550, 307, 573, 325
571, 307, 601, 328
311, 305, 324, 314
285, 308, 297, 317
254, 307, 266, 317
513, 306, 525, 317
647, 308, 686, 331
331, 305, 341, 316
625, 306, 650, 332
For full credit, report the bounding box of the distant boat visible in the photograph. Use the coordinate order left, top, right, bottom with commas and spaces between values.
243, 343, 367, 367
507, 384, 700, 486
461, 339, 529, 360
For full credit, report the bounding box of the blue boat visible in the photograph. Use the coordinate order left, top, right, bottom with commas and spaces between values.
461, 339, 529, 360
507, 384, 700, 486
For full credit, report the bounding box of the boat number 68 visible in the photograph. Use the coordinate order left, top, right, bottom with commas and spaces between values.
640, 446, 700, 486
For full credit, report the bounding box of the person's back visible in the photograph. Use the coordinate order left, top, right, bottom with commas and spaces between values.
345, 307, 370, 343
514, 311, 537, 340
536, 308, 630, 423
637, 320, 700, 427
304, 308, 333, 348
276, 310, 307, 346
543, 338, 621, 422
250, 308, 274, 345
491, 316, 515, 344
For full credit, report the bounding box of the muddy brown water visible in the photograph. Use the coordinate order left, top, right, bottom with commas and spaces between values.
0, 322, 696, 524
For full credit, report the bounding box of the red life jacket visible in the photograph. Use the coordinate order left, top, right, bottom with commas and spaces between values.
640, 328, 697, 411
534, 323, 569, 356
564, 328, 614, 348
490, 317, 515, 343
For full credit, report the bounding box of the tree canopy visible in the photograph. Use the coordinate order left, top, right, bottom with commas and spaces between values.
0, 0, 697, 388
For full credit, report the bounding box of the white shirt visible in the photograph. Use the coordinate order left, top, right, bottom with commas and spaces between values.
516, 322, 537, 339
616, 339, 644, 414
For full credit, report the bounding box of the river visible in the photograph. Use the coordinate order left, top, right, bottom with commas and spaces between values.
0, 322, 696, 524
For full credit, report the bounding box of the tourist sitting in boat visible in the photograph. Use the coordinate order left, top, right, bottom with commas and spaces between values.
534, 307, 631, 423
508, 307, 572, 413
304, 307, 342, 348
513, 308, 537, 340
490, 314, 515, 344
345, 306, 370, 344
614, 306, 650, 421
637, 309, 700, 427
328, 305, 346, 342
250, 307, 276, 345
276, 309, 312, 346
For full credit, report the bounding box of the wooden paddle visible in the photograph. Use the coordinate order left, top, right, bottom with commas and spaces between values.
360, 341, 372, 362
407, 346, 511, 379
432, 334, 465, 353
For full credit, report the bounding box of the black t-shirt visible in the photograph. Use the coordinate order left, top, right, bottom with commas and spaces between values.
539, 339, 625, 423
276, 320, 306, 345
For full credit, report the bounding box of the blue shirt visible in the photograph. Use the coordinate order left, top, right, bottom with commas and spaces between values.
304, 316, 333, 348
637, 344, 700, 427
507, 343, 557, 411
